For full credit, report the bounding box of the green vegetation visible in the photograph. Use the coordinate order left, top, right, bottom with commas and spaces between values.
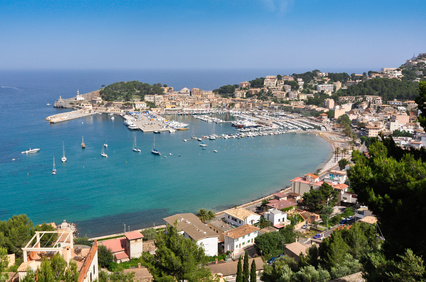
250, 259, 257, 282
213, 84, 237, 98
98, 245, 114, 270
392, 129, 414, 138
415, 81, 426, 128
292, 70, 320, 84
305, 92, 329, 106
98, 270, 135, 282
141, 228, 157, 241
100, 81, 164, 102
284, 80, 299, 91
237, 256, 243, 282
24, 253, 79, 282
196, 209, 216, 223
338, 158, 349, 170
73, 236, 93, 246
302, 182, 338, 213
254, 226, 296, 257
261, 222, 377, 281
141, 224, 215, 281
349, 140, 426, 259
0, 215, 34, 258
339, 78, 419, 102
249, 77, 265, 88
327, 72, 350, 83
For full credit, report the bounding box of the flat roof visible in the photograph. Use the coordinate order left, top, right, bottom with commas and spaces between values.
163, 213, 218, 241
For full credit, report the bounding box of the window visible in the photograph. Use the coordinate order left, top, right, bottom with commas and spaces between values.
93, 265, 95, 274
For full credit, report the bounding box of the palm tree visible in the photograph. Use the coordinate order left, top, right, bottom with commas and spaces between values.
196, 209, 216, 222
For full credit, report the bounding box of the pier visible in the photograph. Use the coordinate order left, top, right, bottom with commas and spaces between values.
45, 110, 95, 124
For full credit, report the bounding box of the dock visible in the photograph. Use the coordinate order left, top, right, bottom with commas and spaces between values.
45, 110, 95, 124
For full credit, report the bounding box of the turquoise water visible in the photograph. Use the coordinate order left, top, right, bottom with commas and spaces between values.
0, 70, 332, 236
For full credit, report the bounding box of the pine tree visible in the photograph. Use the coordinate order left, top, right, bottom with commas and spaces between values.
250, 259, 257, 282
243, 251, 249, 282
236, 256, 243, 282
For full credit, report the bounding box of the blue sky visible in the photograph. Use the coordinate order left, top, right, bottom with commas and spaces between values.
1, 0, 425, 70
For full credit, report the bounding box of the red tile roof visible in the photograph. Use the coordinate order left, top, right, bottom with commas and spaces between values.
115, 252, 129, 260
125, 231, 144, 241
100, 237, 126, 254
267, 199, 297, 210
333, 183, 348, 190
306, 173, 319, 179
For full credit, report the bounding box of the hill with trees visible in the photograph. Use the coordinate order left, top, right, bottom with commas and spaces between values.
338, 78, 419, 102
100, 81, 164, 102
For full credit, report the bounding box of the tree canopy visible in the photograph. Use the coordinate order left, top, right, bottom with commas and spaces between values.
100, 81, 164, 102
339, 78, 419, 102
0, 214, 34, 258
302, 182, 338, 213
141, 224, 215, 281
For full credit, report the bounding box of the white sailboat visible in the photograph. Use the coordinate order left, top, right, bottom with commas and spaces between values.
81, 137, 85, 149
52, 157, 57, 175
61, 142, 67, 162
133, 136, 141, 152
104, 137, 108, 148
101, 146, 108, 158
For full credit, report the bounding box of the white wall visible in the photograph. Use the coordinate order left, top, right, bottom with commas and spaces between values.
197, 237, 218, 257
129, 239, 143, 259
82, 251, 98, 282
224, 231, 258, 253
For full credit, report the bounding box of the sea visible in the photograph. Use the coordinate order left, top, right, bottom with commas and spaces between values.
0, 69, 341, 237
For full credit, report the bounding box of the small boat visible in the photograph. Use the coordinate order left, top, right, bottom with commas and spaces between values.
22, 148, 40, 154
81, 137, 86, 149
61, 142, 67, 162
214, 150, 218, 153
128, 124, 139, 130
197, 138, 202, 141
133, 136, 141, 152
111, 116, 115, 120
101, 147, 108, 158
169, 153, 172, 156
151, 135, 161, 156
153, 130, 160, 134
104, 137, 108, 148
199, 143, 207, 147
169, 128, 176, 133
46, 103, 51, 106
52, 157, 57, 175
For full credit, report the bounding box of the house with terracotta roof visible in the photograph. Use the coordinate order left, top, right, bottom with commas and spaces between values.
18, 230, 98, 282
284, 242, 308, 263
163, 213, 219, 256
100, 231, 144, 263
290, 173, 323, 196
224, 224, 259, 256
224, 208, 261, 227
266, 199, 297, 211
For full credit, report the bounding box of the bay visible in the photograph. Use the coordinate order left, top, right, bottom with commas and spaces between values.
0, 69, 332, 237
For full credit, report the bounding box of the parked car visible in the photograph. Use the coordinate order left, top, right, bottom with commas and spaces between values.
313, 233, 322, 239
340, 218, 347, 224
267, 257, 276, 264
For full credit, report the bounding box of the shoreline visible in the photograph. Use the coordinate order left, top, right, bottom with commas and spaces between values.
89, 130, 340, 241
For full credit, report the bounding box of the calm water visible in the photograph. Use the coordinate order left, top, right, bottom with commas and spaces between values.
0, 70, 332, 237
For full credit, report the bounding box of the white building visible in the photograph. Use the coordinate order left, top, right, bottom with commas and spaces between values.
316, 84, 334, 94
224, 208, 261, 227
163, 213, 219, 256
264, 76, 277, 88
224, 224, 259, 254
263, 209, 289, 226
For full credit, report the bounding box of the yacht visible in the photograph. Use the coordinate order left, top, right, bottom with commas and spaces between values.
199, 143, 207, 147
22, 148, 40, 154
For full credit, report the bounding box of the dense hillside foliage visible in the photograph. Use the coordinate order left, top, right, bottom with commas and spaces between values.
339, 78, 419, 101
100, 81, 164, 101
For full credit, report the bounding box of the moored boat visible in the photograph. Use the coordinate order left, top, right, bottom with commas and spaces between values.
22, 148, 40, 154
52, 157, 57, 175
81, 137, 85, 149
61, 142, 67, 162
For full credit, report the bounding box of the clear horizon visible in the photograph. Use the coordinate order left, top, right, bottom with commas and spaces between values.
2, 0, 425, 70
